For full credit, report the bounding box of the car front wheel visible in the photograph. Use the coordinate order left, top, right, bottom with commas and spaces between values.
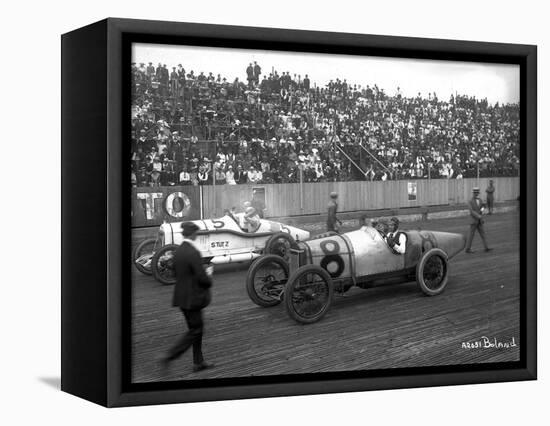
416, 248, 449, 296
246, 255, 289, 307
265, 232, 296, 262
151, 244, 178, 285
133, 238, 159, 275
284, 265, 334, 324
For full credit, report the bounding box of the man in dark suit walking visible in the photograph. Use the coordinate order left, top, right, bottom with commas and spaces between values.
162, 222, 214, 372
485, 179, 495, 214
465, 187, 492, 253
327, 191, 342, 232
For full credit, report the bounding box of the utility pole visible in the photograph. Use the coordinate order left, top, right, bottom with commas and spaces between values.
299, 165, 304, 213
212, 139, 216, 216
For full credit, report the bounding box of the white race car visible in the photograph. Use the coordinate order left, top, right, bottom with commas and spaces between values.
133, 212, 310, 284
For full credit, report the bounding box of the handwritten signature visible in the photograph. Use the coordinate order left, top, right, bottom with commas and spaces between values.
461, 336, 518, 349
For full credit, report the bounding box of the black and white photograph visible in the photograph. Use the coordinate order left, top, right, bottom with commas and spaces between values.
130, 42, 521, 383
5, 0, 548, 421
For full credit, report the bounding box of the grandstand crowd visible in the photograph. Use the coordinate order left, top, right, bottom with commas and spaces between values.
130, 61, 520, 187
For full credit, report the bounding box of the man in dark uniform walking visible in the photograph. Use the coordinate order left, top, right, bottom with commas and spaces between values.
327, 191, 342, 232
485, 179, 495, 214
465, 187, 492, 253
162, 222, 214, 372
251, 189, 266, 219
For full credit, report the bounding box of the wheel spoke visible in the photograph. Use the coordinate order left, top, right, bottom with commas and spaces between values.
423, 256, 445, 289
158, 251, 176, 279
134, 239, 159, 274
290, 273, 329, 319
253, 262, 287, 302
273, 238, 291, 259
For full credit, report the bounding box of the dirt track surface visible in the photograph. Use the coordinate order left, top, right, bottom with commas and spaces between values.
131, 210, 520, 383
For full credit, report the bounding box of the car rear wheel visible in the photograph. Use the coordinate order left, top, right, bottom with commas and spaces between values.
246, 255, 289, 307
151, 244, 178, 285
285, 265, 334, 324
416, 248, 449, 296
133, 238, 159, 275
265, 232, 296, 262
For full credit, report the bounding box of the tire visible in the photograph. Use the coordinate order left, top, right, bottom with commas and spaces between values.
416, 248, 449, 296
246, 255, 289, 307
265, 232, 296, 262
133, 238, 159, 275
151, 244, 179, 285
285, 265, 334, 324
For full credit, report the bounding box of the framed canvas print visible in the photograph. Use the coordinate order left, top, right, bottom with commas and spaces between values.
61, 18, 537, 407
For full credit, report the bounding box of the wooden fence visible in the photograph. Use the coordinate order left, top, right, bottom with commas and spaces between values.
202, 177, 519, 218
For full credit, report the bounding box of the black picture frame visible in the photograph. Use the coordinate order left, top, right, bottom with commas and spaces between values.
61, 18, 537, 407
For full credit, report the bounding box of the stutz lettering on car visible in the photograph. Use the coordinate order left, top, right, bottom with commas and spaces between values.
319, 239, 345, 278
210, 241, 230, 248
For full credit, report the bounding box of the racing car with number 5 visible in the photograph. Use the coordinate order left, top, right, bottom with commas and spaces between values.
133, 211, 310, 285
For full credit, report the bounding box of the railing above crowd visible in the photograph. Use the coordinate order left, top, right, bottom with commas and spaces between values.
130, 62, 520, 188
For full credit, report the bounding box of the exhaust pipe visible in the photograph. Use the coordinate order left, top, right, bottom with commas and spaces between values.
210, 252, 262, 265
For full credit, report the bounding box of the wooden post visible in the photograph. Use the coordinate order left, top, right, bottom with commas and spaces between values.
212, 140, 216, 216
199, 185, 204, 219
299, 166, 304, 213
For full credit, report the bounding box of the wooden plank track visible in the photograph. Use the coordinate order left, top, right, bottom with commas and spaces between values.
131, 210, 520, 383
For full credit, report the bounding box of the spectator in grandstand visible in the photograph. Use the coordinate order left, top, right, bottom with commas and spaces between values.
197, 166, 209, 185
146, 62, 155, 78
150, 157, 163, 187
225, 165, 236, 185
253, 61, 261, 85
131, 60, 519, 187
248, 166, 263, 183
179, 166, 191, 185
235, 164, 247, 184
214, 166, 226, 185
246, 63, 254, 87
136, 167, 149, 187
170, 67, 178, 94
189, 166, 199, 186
303, 74, 310, 90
